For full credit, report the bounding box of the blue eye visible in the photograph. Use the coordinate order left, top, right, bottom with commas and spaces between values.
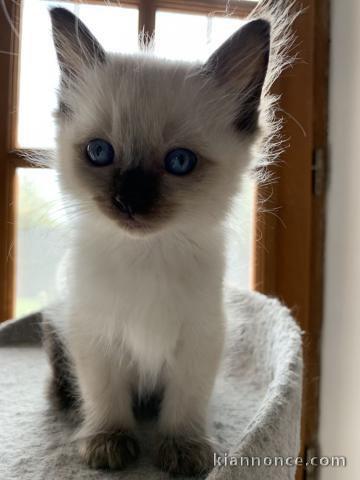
164, 148, 197, 176
86, 139, 114, 166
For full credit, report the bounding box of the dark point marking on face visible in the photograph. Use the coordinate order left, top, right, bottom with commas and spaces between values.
112, 167, 160, 216
58, 99, 72, 118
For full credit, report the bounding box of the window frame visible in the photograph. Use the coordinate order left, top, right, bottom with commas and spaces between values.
0, 1, 329, 479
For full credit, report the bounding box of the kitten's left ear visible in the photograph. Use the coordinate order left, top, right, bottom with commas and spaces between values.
204, 19, 270, 133
50, 7, 106, 79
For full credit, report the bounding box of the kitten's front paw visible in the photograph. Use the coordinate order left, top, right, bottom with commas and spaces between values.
156, 435, 214, 476
79, 431, 139, 470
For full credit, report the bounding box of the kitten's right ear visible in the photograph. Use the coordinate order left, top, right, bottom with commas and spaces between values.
49, 8, 106, 79
203, 19, 270, 133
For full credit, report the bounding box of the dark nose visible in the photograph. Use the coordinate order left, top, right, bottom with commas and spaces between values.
112, 167, 159, 216
112, 195, 133, 216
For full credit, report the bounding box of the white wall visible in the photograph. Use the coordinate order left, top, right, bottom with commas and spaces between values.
319, 1, 360, 478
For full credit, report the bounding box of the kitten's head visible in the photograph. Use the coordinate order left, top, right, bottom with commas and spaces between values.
50, 8, 270, 237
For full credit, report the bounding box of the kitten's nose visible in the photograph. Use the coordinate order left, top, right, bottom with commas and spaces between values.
112, 195, 133, 217
112, 167, 159, 216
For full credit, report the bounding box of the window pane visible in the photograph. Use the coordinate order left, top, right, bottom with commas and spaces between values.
224, 180, 255, 288
16, 169, 66, 317
155, 11, 254, 289
17, 1, 139, 149
155, 11, 246, 61
155, 11, 208, 61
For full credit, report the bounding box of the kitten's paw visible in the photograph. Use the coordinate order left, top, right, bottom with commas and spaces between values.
79, 431, 139, 470
156, 435, 214, 476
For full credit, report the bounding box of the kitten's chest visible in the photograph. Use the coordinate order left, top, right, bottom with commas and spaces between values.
122, 292, 182, 375
67, 235, 222, 372
71, 252, 193, 370
122, 280, 190, 381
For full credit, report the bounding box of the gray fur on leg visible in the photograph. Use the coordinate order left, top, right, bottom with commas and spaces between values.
42, 320, 79, 412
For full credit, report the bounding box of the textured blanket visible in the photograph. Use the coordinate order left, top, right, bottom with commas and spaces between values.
0, 289, 303, 480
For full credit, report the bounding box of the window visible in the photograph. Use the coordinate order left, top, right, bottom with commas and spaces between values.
11, 0, 257, 318
0, 2, 329, 479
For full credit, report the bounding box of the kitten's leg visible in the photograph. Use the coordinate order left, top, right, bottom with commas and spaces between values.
156, 317, 224, 476
42, 320, 78, 412
71, 340, 139, 470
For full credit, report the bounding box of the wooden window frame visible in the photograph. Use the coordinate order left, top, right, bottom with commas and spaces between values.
0, 1, 329, 478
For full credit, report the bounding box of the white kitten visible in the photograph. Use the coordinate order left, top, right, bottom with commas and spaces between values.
43, 7, 270, 475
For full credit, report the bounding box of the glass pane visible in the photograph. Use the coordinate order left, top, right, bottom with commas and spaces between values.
155, 11, 254, 289
17, 1, 139, 149
155, 11, 246, 61
16, 169, 66, 317
224, 180, 255, 288
155, 12, 208, 61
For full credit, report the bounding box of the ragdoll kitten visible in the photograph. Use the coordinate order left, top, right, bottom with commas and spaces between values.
43, 6, 270, 476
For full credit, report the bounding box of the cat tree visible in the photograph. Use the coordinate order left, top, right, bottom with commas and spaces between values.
0, 289, 302, 480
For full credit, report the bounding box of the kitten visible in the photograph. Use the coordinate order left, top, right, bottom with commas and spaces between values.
43, 6, 270, 476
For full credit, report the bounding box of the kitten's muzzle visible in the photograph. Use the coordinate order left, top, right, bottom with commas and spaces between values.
112, 167, 159, 216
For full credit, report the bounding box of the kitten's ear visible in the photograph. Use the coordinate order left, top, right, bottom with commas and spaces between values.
203, 19, 270, 133
49, 7, 106, 79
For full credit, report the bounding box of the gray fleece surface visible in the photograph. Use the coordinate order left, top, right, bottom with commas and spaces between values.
0, 290, 303, 480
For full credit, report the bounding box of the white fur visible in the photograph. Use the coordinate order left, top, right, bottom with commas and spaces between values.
58, 221, 225, 438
